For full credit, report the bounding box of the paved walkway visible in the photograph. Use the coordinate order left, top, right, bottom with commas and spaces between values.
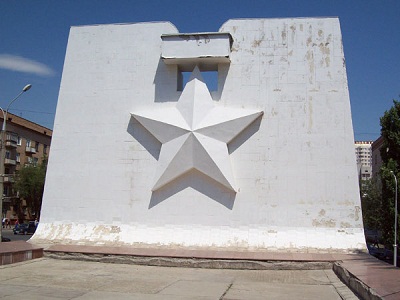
44, 243, 400, 299
0, 257, 358, 300
1, 241, 400, 299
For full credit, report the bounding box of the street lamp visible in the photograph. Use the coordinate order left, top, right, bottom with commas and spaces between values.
390, 171, 398, 267
0, 84, 32, 242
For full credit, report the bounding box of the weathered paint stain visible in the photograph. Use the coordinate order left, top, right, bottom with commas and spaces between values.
178, 34, 211, 45
306, 37, 312, 47
281, 27, 287, 45
319, 42, 331, 67
305, 50, 314, 84
252, 39, 262, 47
337, 200, 353, 206
312, 219, 336, 228
340, 222, 351, 228
308, 96, 313, 131
290, 24, 296, 44
93, 225, 121, 235
355, 206, 361, 221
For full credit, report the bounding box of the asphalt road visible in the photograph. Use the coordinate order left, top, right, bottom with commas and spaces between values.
1, 228, 31, 242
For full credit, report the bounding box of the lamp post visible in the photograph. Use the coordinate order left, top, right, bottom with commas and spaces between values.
0, 84, 31, 242
390, 171, 398, 267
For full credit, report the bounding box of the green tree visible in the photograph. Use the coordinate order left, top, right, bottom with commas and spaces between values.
14, 159, 47, 221
380, 100, 400, 164
379, 100, 400, 245
360, 178, 382, 234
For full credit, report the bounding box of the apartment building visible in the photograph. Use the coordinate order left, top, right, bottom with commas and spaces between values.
355, 141, 373, 181
0, 112, 52, 222
371, 136, 384, 179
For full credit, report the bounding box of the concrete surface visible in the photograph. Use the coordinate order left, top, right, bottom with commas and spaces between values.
3, 241, 400, 299
0, 257, 359, 300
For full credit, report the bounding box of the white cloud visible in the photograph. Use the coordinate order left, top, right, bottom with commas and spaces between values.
0, 54, 55, 76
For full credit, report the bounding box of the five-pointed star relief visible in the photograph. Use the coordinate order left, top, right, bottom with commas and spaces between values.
131, 66, 263, 192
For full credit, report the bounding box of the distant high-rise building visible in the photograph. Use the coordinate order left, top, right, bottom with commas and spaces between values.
355, 141, 373, 181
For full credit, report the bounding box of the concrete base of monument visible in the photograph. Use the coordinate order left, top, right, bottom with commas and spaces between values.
42, 243, 364, 270
31, 223, 367, 253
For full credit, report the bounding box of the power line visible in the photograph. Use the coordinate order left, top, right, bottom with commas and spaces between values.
9, 108, 54, 115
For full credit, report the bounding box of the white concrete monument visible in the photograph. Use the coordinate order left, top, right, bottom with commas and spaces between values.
33, 18, 366, 252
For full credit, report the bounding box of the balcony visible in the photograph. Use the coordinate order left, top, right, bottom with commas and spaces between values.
4, 158, 16, 166
5, 133, 18, 148
5, 140, 17, 148
3, 175, 14, 183
25, 157, 38, 165
2, 197, 11, 203
25, 147, 36, 154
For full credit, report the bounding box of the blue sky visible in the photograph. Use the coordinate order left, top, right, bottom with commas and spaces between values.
0, 0, 399, 141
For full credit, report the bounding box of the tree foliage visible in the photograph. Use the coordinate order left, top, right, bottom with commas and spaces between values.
361, 100, 400, 246
360, 178, 382, 231
378, 100, 400, 245
14, 159, 47, 220
380, 100, 400, 164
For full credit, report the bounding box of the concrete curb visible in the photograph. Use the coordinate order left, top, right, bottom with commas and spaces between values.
333, 262, 382, 300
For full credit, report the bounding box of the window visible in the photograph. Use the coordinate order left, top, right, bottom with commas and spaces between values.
33, 157, 38, 165
17, 136, 21, 146
35, 141, 39, 152
16, 153, 20, 163
26, 139, 31, 148
43, 145, 47, 155
5, 151, 10, 159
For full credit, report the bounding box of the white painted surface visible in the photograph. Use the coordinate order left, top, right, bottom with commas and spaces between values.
33, 18, 366, 252
161, 33, 231, 59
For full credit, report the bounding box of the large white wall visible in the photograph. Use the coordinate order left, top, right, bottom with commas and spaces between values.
33, 18, 366, 252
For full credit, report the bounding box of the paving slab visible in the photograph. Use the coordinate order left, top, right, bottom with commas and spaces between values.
0, 258, 358, 300
225, 282, 342, 300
